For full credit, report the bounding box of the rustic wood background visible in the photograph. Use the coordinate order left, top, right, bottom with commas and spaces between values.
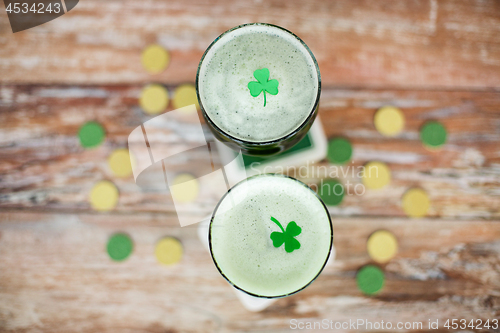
1, 0, 500, 332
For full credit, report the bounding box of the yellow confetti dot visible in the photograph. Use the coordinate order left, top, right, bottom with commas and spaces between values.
362, 162, 391, 189
141, 44, 170, 74
402, 188, 430, 218
170, 174, 199, 203
173, 84, 199, 111
140, 84, 169, 115
108, 149, 133, 178
90, 180, 118, 212
155, 237, 183, 265
374, 106, 405, 137
367, 230, 398, 263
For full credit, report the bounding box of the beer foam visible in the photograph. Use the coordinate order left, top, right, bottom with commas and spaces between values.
210, 175, 332, 297
198, 24, 319, 142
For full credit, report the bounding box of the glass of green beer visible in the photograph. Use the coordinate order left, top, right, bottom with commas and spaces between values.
209, 174, 333, 298
196, 23, 321, 156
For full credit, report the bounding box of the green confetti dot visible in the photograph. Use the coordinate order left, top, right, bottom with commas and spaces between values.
79, 121, 105, 148
327, 138, 352, 164
318, 179, 344, 206
357, 265, 385, 295
107, 233, 133, 261
420, 121, 446, 148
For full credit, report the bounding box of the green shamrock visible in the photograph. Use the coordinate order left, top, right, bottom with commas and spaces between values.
269, 216, 301, 253
247, 68, 279, 107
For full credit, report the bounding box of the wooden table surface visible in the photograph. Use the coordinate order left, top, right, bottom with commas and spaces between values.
1, 1, 500, 332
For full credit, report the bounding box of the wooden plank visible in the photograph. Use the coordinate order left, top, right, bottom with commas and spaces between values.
1, 85, 499, 220
0, 86, 500, 219
1, 0, 500, 88
0, 212, 498, 332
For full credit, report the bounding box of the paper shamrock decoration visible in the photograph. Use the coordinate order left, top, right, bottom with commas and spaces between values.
269, 216, 301, 253
248, 68, 279, 107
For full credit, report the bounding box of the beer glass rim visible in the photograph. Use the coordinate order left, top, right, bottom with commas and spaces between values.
208, 173, 333, 299
196, 22, 322, 146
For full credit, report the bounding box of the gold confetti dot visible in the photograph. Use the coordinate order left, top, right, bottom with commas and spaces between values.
90, 180, 118, 212
374, 106, 405, 137
173, 84, 199, 111
140, 84, 169, 115
402, 188, 430, 218
367, 230, 398, 263
141, 44, 170, 74
170, 174, 199, 203
362, 161, 391, 189
155, 237, 183, 265
108, 149, 133, 178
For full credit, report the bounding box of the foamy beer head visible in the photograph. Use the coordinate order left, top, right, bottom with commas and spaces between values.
197, 23, 321, 156
209, 174, 333, 298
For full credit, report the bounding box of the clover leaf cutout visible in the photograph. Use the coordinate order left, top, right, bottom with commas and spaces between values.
248, 68, 279, 107
269, 216, 301, 253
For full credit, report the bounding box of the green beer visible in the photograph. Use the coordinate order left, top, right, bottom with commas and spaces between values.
197, 23, 321, 156
209, 174, 333, 298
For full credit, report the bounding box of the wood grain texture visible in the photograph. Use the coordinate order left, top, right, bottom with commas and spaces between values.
0, 212, 499, 333
1, 0, 500, 88
1, 85, 499, 220
1, 1, 500, 331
